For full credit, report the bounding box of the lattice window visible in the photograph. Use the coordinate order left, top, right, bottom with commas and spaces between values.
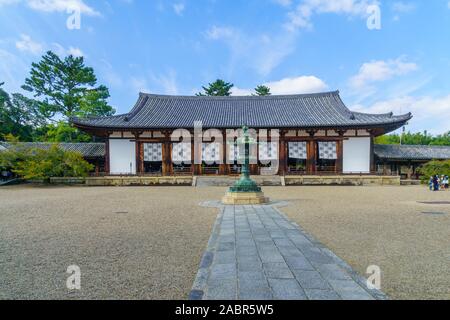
172, 143, 191, 163
289, 142, 307, 159
318, 141, 337, 160
202, 143, 221, 163
143, 143, 163, 162
228, 143, 242, 162
259, 142, 278, 161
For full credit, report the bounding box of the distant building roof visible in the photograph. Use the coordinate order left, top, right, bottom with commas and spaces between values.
375, 144, 450, 161
72, 91, 412, 130
0, 142, 105, 158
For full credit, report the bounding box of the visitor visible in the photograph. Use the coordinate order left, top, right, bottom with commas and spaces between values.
433, 175, 439, 191
429, 176, 434, 191
444, 175, 449, 190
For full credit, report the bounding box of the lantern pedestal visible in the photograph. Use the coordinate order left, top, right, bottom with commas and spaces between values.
222, 191, 269, 205
222, 126, 270, 205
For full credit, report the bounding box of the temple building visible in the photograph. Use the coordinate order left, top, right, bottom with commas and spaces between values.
71, 91, 412, 176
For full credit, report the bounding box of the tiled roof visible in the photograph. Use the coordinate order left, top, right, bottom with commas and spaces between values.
0, 142, 105, 158
374, 144, 450, 160
72, 91, 412, 130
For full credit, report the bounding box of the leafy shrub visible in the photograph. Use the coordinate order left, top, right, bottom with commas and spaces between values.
416, 160, 450, 182
0, 142, 94, 181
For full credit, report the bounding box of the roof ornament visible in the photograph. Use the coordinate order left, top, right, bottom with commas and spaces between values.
350, 113, 356, 120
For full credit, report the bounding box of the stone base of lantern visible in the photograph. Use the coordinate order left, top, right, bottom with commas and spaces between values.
222, 191, 270, 205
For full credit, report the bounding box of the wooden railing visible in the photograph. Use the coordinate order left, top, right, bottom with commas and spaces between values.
173, 167, 193, 176
202, 166, 220, 175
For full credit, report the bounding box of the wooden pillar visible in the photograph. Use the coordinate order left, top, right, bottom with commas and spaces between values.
134, 133, 141, 176
219, 130, 227, 175
250, 133, 259, 175
162, 131, 172, 176
370, 134, 375, 174
279, 135, 287, 176
306, 140, 316, 174
336, 140, 344, 174
192, 138, 201, 175
105, 137, 110, 175
95, 159, 100, 176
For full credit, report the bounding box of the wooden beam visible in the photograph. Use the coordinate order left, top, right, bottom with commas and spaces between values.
105, 138, 110, 175
336, 140, 343, 174
279, 132, 287, 176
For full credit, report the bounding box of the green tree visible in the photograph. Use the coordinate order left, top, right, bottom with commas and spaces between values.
416, 160, 450, 182
0, 143, 94, 181
253, 85, 271, 96
22, 51, 115, 120
1, 83, 46, 141
35, 122, 92, 143
197, 79, 234, 96
375, 131, 450, 146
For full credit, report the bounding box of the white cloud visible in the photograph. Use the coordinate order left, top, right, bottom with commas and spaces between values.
129, 70, 179, 95
349, 57, 418, 90
204, 26, 295, 76
150, 69, 179, 95
28, 0, 99, 15
130, 77, 150, 94
15, 34, 44, 55
173, 2, 185, 16
392, 1, 415, 13
285, 0, 377, 31
0, 0, 99, 15
265, 76, 328, 95
205, 26, 234, 40
0, 48, 29, 91
352, 95, 450, 134
231, 76, 328, 96
231, 87, 253, 96
0, 0, 20, 6
67, 47, 84, 57
52, 43, 84, 57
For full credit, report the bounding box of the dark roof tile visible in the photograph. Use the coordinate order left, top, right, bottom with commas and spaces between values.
72, 91, 412, 130
374, 144, 450, 160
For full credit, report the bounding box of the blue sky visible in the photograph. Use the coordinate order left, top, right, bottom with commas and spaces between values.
0, 0, 449, 134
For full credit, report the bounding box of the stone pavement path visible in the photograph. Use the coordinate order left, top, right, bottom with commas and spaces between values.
190, 205, 386, 300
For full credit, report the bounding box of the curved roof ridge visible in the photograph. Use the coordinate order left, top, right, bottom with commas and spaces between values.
71, 90, 412, 132
137, 90, 341, 100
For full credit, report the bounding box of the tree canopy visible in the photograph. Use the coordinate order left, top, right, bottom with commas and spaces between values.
254, 85, 271, 96
0, 142, 94, 181
197, 79, 234, 96
1, 82, 46, 141
1, 51, 116, 142
22, 51, 115, 120
375, 131, 450, 146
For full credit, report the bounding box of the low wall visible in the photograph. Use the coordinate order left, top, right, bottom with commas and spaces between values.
48, 175, 399, 187
50, 176, 193, 186
284, 175, 401, 186
49, 177, 86, 185
86, 176, 193, 186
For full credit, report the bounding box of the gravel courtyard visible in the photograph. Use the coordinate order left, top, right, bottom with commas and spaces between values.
0, 184, 449, 300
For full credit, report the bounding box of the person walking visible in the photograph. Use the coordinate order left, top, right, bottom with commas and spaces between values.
433, 175, 439, 191
429, 176, 434, 191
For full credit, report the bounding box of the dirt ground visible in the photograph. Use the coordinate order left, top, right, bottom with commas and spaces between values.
0, 184, 449, 300
0, 185, 219, 300
269, 186, 450, 300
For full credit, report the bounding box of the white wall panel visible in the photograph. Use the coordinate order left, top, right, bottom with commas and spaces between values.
343, 137, 371, 173
109, 139, 136, 175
